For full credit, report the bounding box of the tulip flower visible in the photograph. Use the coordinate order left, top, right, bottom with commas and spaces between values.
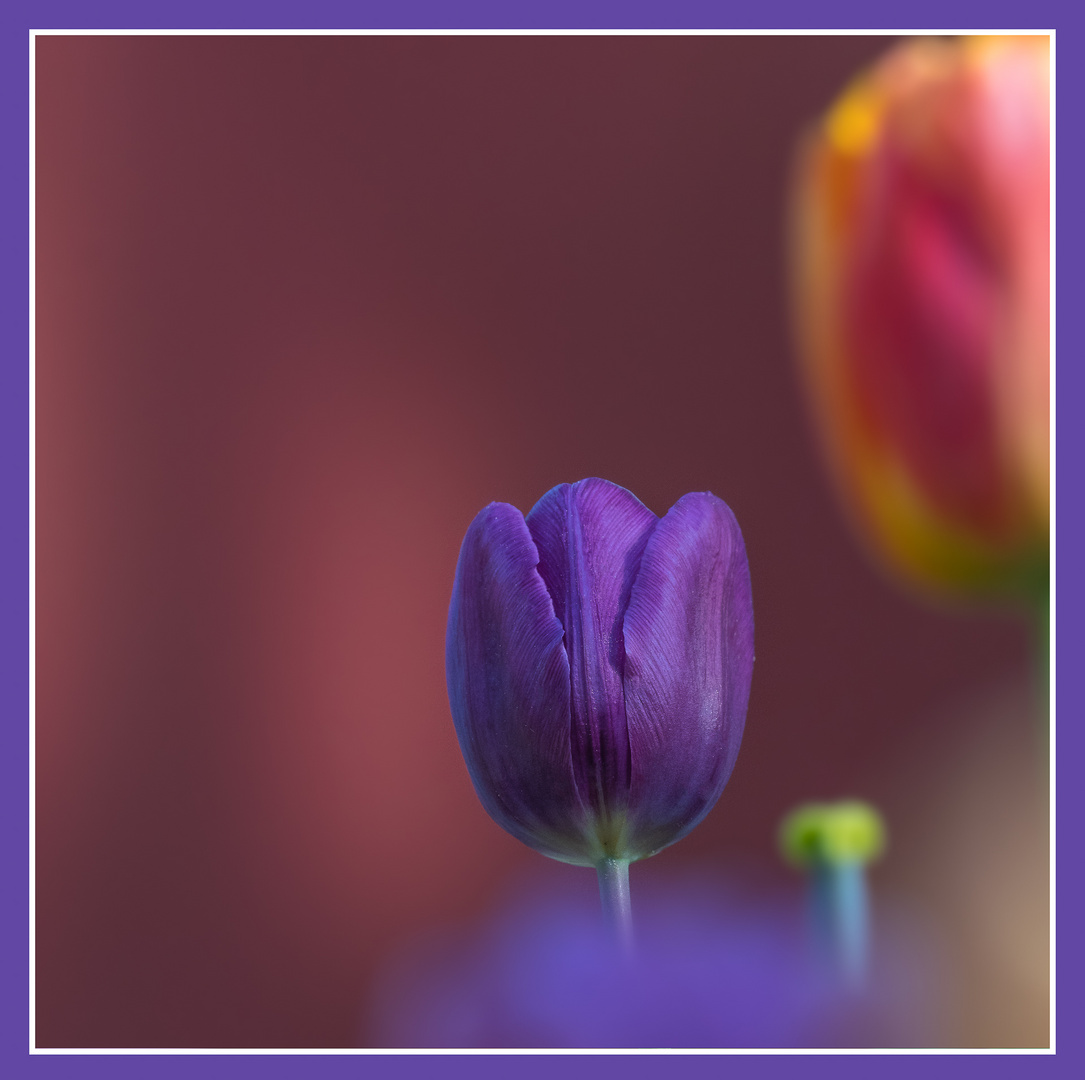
790, 36, 1049, 600
446, 478, 754, 938
371, 869, 938, 1048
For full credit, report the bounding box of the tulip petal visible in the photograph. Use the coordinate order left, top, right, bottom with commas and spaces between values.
526, 479, 657, 832
446, 502, 591, 861
846, 149, 1004, 532
621, 492, 754, 858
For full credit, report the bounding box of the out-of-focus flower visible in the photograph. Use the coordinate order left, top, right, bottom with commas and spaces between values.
446, 478, 754, 867
369, 869, 939, 1048
780, 800, 887, 868
790, 36, 1049, 596
780, 801, 887, 987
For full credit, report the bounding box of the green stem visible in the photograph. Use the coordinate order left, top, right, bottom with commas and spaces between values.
1031, 581, 1050, 764
596, 857, 633, 957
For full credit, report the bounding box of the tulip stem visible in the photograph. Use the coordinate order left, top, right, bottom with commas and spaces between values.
1033, 582, 1049, 730
597, 857, 633, 956
811, 860, 869, 989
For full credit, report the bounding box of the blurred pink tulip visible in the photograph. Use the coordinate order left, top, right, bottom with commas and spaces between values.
790, 36, 1049, 595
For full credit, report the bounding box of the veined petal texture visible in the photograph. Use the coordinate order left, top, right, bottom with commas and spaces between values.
446, 502, 589, 860
447, 480, 754, 866
526, 479, 657, 832
621, 492, 754, 857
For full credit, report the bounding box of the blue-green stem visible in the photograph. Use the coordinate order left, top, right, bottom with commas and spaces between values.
597, 857, 633, 957
811, 859, 869, 990
781, 801, 883, 991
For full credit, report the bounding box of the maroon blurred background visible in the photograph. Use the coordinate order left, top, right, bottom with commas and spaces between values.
35, 35, 1044, 1048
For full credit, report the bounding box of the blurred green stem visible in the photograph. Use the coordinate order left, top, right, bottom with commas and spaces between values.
1034, 581, 1050, 765
1035, 584, 1049, 700
812, 860, 869, 990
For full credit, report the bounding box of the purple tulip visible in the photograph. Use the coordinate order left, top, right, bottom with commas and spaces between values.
446, 478, 754, 870
370, 868, 940, 1048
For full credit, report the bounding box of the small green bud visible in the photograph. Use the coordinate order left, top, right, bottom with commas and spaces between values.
778, 799, 886, 868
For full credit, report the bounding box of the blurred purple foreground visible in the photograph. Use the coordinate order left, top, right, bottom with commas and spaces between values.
369, 869, 939, 1049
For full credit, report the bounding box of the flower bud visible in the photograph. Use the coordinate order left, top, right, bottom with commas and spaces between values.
790, 36, 1049, 594
779, 800, 887, 870
779, 800, 887, 988
446, 478, 754, 866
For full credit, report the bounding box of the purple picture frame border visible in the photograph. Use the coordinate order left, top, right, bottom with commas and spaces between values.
10, 0, 1077, 1076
